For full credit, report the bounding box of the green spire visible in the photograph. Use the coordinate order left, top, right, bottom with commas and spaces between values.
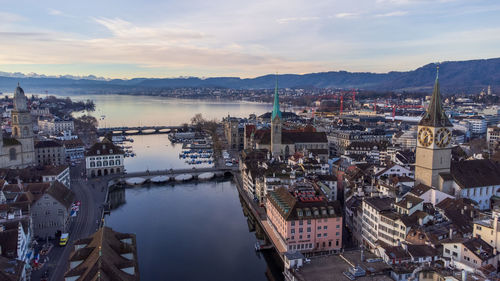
419, 64, 452, 127
272, 74, 282, 120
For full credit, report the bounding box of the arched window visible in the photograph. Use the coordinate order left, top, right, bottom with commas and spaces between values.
9, 148, 16, 160
103, 161, 108, 166
13, 127, 19, 137
90, 162, 96, 167
97, 161, 102, 167
13, 116, 17, 123
116, 160, 120, 165
110, 160, 114, 165
23, 126, 29, 136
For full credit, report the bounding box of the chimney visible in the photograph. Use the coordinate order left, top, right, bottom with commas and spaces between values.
461, 270, 467, 281
449, 228, 453, 240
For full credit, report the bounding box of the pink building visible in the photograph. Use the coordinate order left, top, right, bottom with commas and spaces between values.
265, 187, 343, 254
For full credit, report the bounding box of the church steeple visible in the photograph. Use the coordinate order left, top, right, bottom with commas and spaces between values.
418, 66, 452, 127
271, 74, 282, 121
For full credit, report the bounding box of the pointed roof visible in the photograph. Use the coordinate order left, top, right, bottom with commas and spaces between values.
419, 67, 452, 127
271, 75, 282, 120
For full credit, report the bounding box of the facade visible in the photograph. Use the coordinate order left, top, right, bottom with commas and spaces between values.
62, 139, 85, 162
442, 238, 499, 271
265, 187, 343, 254
86, 138, 125, 177
466, 116, 487, 136
30, 181, 75, 239
35, 140, 66, 166
415, 72, 453, 189
487, 126, 500, 153
0, 84, 36, 169
473, 210, 500, 251
38, 116, 75, 135
223, 116, 245, 150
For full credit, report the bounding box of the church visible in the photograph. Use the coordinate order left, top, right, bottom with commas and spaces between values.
415, 69, 500, 210
247, 80, 328, 159
0, 84, 36, 168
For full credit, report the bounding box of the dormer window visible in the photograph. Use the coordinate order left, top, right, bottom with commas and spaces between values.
297, 209, 303, 217
97, 150, 100, 155
110, 149, 113, 154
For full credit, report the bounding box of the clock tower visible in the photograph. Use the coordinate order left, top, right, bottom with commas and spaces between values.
415, 67, 453, 189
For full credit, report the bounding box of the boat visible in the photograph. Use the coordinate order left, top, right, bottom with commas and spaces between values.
125, 177, 146, 185
175, 174, 193, 182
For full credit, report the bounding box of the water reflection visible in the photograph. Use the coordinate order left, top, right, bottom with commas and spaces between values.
105, 180, 283, 281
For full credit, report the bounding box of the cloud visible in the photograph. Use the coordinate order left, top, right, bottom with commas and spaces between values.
47, 8, 62, 16
374, 11, 408, 17
335, 13, 359, 19
0, 12, 25, 23
276, 17, 320, 24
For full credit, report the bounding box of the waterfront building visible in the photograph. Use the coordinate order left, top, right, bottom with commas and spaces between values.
0, 84, 35, 169
85, 138, 124, 177
64, 226, 139, 281
35, 140, 66, 166
38, 116, 75, 135
223, 116, 245, 151
29, 181, 75, 239
265, 187, 343, 254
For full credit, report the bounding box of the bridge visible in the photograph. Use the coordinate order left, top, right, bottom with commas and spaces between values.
97, 125, 183, 136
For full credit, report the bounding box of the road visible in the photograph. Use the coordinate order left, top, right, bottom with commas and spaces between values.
31, 163, 109, 281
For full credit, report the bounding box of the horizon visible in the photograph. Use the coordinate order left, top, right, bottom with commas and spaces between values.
1, 0, 500, 78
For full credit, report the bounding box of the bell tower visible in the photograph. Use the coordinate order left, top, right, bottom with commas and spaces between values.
415, 67, 453, 189
270, 75, 282, 158
11, 83, 35, 167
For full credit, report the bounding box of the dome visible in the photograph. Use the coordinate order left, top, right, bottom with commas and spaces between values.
13, 83, 27, 111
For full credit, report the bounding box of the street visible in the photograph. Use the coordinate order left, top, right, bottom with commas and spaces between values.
31, 162, 110, 281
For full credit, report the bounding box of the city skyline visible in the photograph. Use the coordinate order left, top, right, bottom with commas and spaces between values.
1, 0, 500, 78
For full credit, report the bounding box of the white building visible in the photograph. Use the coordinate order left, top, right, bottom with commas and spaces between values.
38, 116, 75, 135
86, 139, 125, 177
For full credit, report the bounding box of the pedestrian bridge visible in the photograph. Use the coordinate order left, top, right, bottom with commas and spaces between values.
97, 125, 183, 136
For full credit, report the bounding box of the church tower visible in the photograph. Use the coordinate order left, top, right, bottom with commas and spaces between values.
415, 67, 453, 189
270, 76, 282, 158
11, 84, 35, 167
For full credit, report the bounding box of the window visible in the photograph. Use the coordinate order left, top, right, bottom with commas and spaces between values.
9, 148, 16, 161
307, 227, 311, 232
317, 226, 321, 230
299, 228, 303, 233
323, 226, 327, 230
291, 221, 295, 226
323, 233, 327, 237
317, 234, 321, 238
291, 229, 295, 234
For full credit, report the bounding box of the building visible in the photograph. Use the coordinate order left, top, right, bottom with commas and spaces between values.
86, 138, 125, 177
265, 187, 343, 254
0, 256, 26, 281
0, 165, 71, 188
64, 226, 139, 281
38, 116, 75, 135
270, 80, 282, 158
487, 126, 500, 153
442, 238, 499, 271
223, 116, 245, 150
466, 116, 487, 136
0, 84, 35, 169
30, 181, 75, 239
35, 140, 66, 166
62, 139, 85, 162
415, 71, 453, 189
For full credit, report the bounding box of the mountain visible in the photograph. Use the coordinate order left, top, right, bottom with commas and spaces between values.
1, 58, 499, 94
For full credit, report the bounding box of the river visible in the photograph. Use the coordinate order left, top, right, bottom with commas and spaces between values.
65, 94, 283, 280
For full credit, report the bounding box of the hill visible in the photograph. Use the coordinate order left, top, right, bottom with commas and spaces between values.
1, 58, 499, 94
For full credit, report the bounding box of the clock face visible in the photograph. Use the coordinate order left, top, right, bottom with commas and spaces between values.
435, 127, 451, 148
418, 127, 434, 147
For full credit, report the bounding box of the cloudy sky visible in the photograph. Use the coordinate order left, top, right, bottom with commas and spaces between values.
0, 0, 499, 78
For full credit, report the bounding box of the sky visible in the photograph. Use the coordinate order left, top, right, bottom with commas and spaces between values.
0, 0, 499, 79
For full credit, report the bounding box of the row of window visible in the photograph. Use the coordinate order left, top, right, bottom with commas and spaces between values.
90, 160, 121, 167
89, 156, 121, 160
